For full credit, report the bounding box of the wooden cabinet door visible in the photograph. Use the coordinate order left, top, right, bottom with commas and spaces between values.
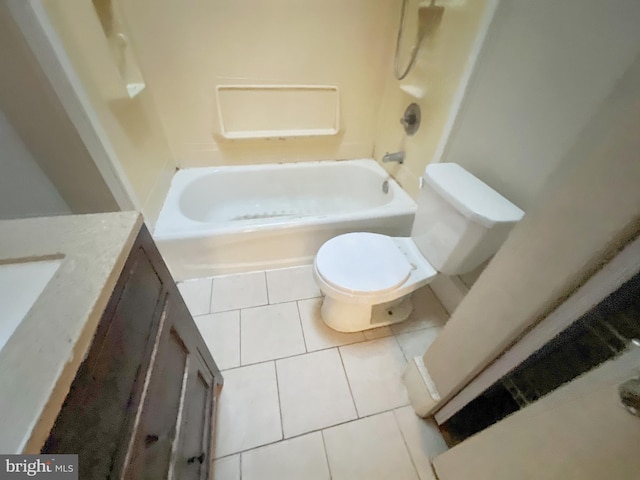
43, 225, 222, 479
122, 295, 217, 480
173, 351, 215, 480
42, 247, 164, 479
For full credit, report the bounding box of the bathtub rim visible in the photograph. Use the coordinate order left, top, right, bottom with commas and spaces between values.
153, 158, 415, 239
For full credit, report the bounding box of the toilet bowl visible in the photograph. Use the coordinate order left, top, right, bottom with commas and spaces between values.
313, 163, 525, 332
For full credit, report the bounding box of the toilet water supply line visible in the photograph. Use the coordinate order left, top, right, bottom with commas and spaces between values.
394, 0, 444, 80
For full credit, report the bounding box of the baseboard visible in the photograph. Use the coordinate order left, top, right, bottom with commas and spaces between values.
429, 274, 469, 315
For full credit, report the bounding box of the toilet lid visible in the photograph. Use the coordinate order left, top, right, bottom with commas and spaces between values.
315, 233, 412, 294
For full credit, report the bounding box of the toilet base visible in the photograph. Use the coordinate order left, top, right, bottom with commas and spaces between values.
320, 294, 414, 333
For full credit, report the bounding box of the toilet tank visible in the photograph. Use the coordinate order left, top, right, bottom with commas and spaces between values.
411, 163, 524, 275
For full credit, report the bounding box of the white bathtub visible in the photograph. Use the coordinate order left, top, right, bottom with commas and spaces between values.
154, 159, 416, 279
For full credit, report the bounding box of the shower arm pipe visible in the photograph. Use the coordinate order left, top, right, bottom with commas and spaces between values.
394, 0, 437, 81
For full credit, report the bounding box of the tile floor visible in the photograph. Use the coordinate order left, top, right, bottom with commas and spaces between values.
178, 265, 450, 480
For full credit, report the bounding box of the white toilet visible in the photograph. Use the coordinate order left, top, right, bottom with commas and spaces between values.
313, 163, 525, 332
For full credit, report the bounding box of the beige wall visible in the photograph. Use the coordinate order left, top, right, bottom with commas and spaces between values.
0, 4, 117, 215
442, 0, 640, 211
117, 0, 398, 167
422, 52, 640, 404
41, 0, 176, 226
373, 0, 491, 198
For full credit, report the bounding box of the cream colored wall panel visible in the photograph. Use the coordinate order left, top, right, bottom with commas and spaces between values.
216, 85, 339, 139
374, 0, 491, 198
41, 0, 177, 225
118, 0, 397, 167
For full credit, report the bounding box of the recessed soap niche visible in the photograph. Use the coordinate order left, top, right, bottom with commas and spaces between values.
216, 85, 340, 140
91, 0, 145, 98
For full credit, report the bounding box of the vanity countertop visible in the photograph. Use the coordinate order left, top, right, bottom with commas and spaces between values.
0, 212, 143, 454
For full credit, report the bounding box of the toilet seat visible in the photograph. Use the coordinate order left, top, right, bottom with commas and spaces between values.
315, 232, 412, 295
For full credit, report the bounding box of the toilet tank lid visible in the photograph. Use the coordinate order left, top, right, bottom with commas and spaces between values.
424, 163, 525, 228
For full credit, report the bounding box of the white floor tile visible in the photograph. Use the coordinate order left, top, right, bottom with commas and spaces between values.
323, 412, 418, 480
266, 265, 321, 303
240, 302, 306, 365
241, 432, 330, 480
395, 327, 442, 361
194, 311, 240, 370
214, 362, 282, 457
276, 349, 357, 438
298, 298, 365, 351
339, 338, 409, 417
211, 272, 268, 313
177, 277, 212, 316
212, 454, 240, 480
394, 406, 448, 480
391, 287, 448, 335
363, 326, 394, 340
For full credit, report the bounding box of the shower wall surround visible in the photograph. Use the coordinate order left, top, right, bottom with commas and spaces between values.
118, 0, 399, 167
41, 0, 176, 225
373, 0, 491, 198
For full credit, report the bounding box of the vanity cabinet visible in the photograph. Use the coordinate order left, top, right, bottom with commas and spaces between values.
42, 225, 222, 479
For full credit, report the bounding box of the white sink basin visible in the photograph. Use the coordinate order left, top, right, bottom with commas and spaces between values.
0, 258, 63, 353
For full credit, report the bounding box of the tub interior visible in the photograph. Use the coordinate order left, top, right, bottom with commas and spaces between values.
154, 159, 416, 278
179, 163, 394, 224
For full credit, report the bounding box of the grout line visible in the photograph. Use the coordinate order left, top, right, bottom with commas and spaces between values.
224, 348, 309, 372
212, 300, 270, 315
295, 300, 309, 352
393, 408, 422, 480
208, 277, 214, 315
263, 271, 270, 305
238, 309, 243, 368
239, 450, 243, 480
265, 294, 324, 306
392, 332, 410, 363
217, 325, 436, 374
337, 347, 360, 418
213, 405, 412, 461
320, 430, 334, 480
208, 306, 246, 315
273, 360, 285, 441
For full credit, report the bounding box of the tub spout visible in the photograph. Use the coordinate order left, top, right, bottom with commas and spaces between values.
382, 151, 404, 164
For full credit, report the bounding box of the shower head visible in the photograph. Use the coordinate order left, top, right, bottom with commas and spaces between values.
394, 0, 445, 80
417, 2, 445, 42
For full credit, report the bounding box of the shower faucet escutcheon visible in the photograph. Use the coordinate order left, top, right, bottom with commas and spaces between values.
401, 103, 421, 135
